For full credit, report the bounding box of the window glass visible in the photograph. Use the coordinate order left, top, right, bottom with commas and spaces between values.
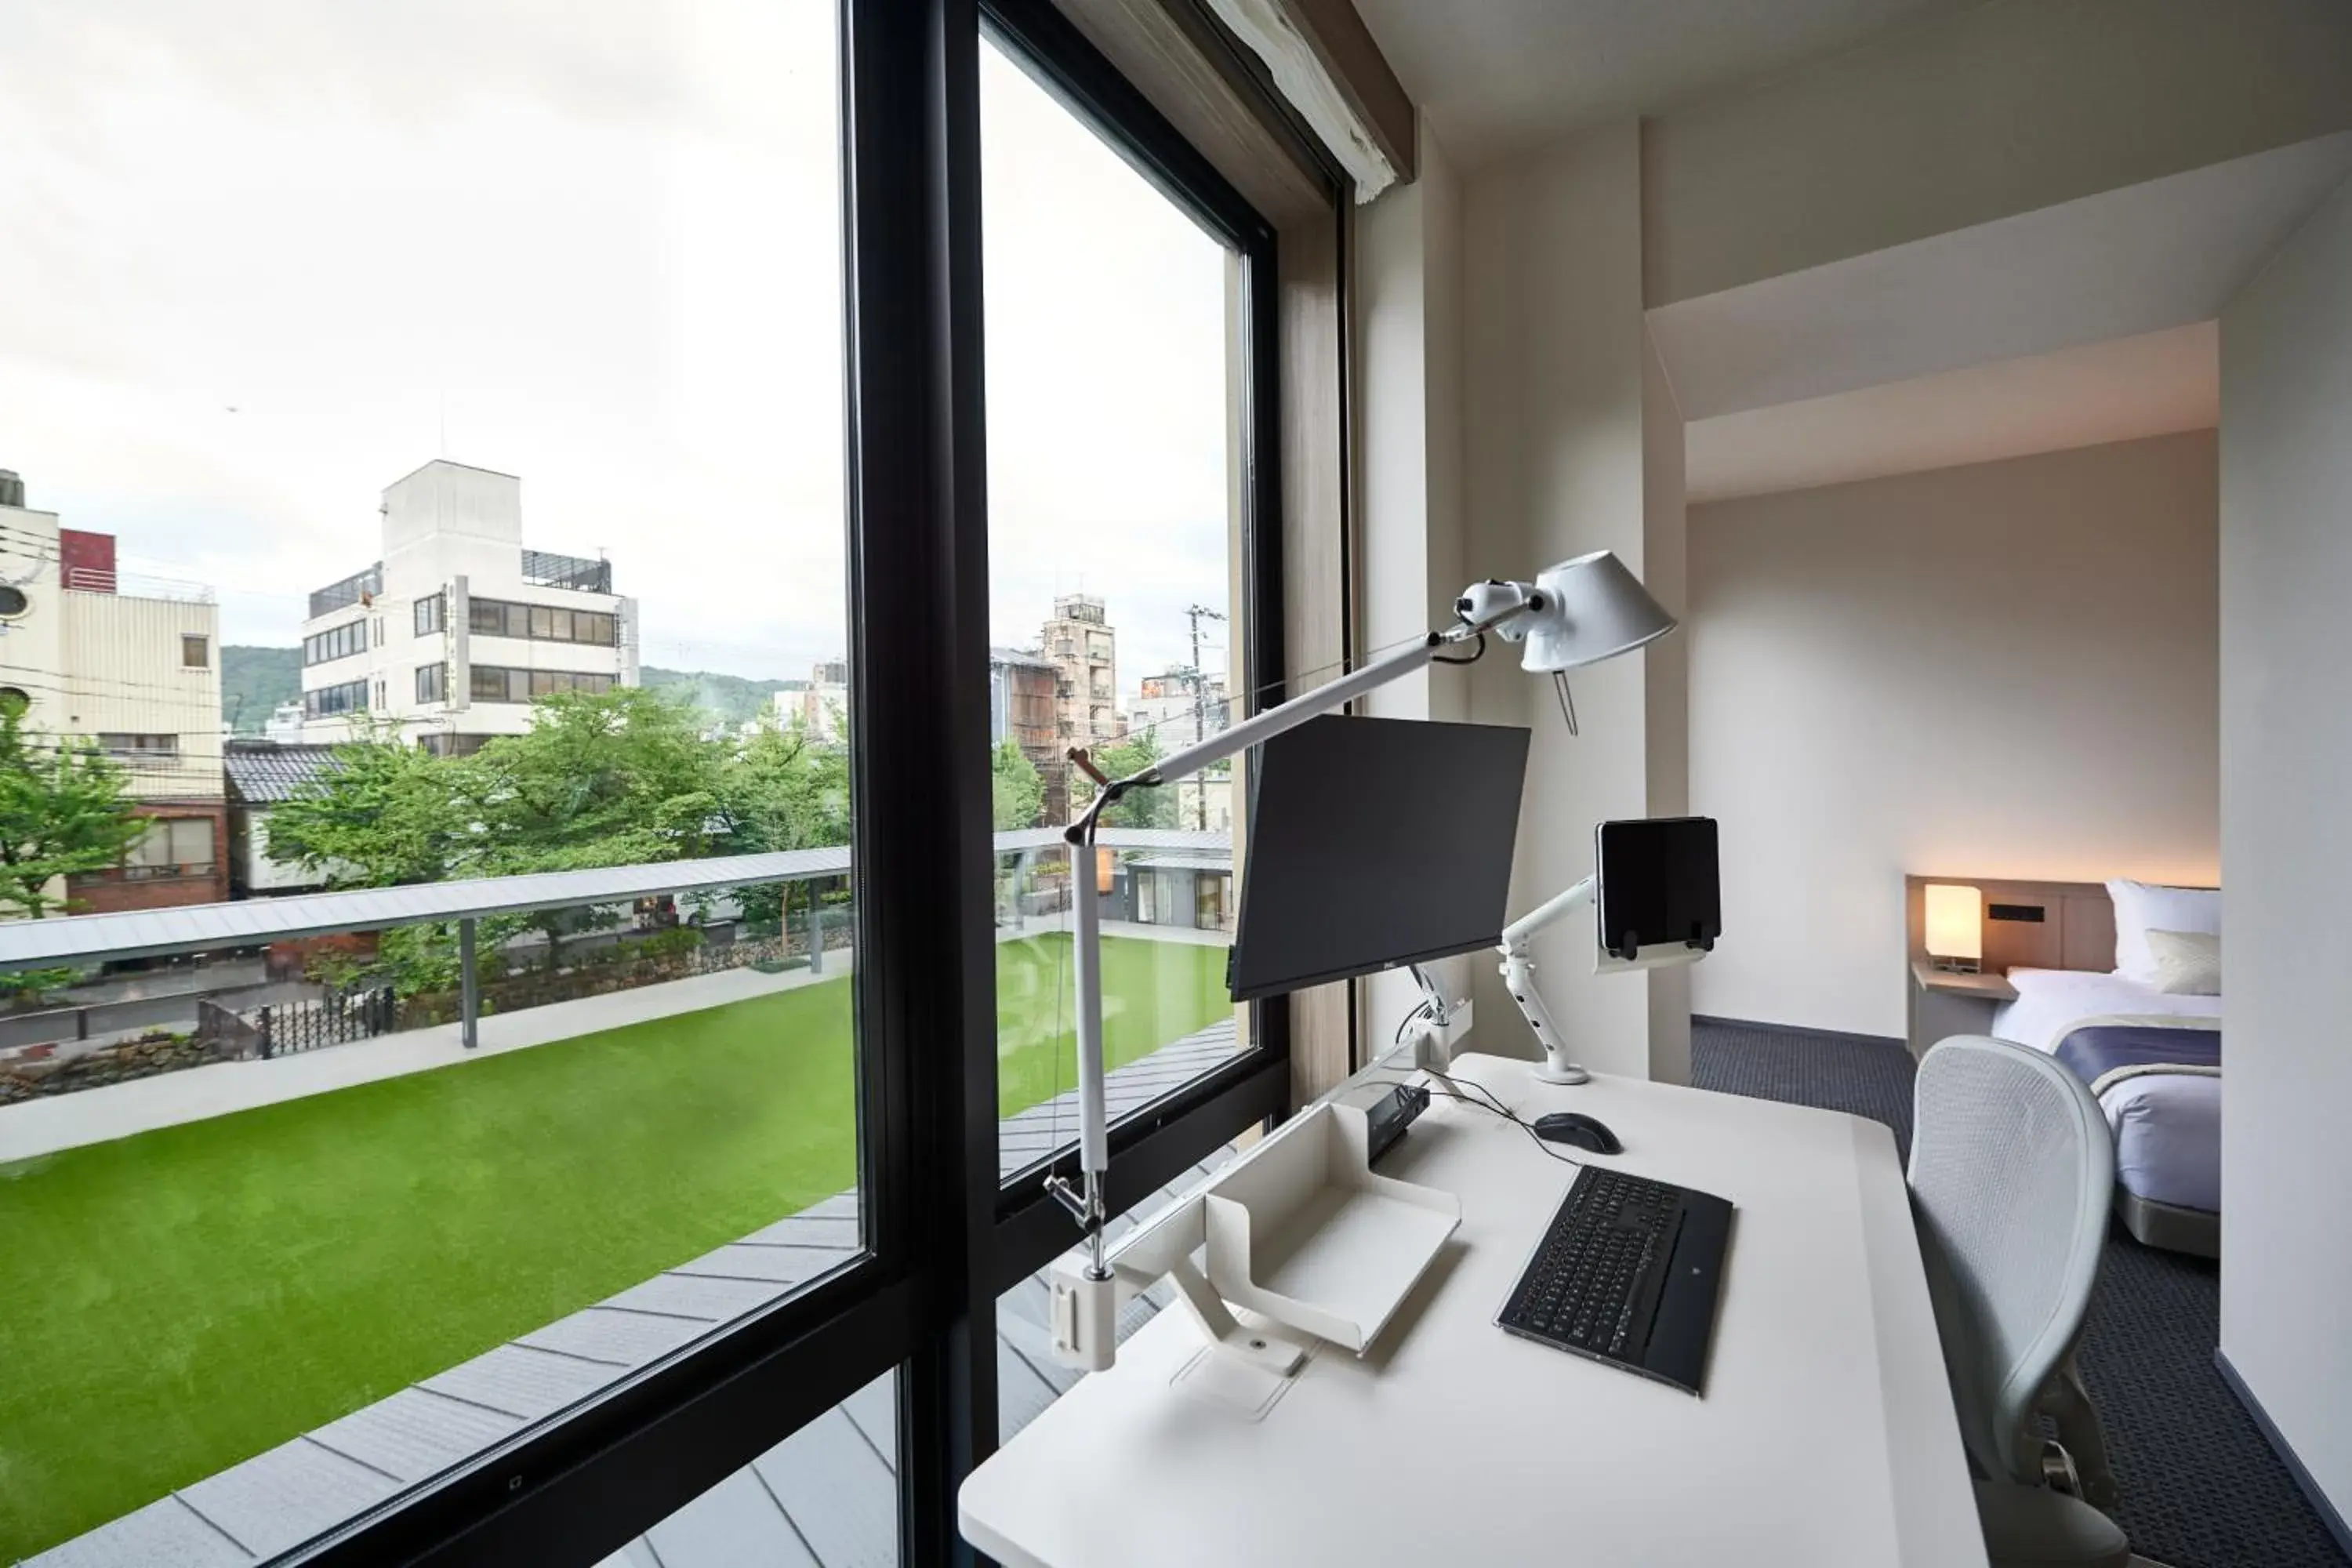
0, 1, 856, 1559
611, 1371, 900, 1566
980, 38, 1246, 1183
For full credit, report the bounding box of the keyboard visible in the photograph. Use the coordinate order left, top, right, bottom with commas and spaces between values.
1495, 1165, 1733, 1396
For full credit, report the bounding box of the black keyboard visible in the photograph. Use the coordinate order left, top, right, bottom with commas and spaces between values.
1496, 1166, 1733, 1396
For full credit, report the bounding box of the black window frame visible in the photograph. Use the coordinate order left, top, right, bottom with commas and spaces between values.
270, 2, 1290, 1564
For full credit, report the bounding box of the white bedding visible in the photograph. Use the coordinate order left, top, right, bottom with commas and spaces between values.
1991, 967, 2222, 1214
1991, 967, 2223, 1053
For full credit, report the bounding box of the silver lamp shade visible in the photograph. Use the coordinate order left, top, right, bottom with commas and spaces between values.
1518, 550, 1677, 673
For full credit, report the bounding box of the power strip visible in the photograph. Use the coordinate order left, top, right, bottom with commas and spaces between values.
1365, 1082, 1431, 1164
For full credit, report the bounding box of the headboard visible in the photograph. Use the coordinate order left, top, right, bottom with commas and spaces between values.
1903, 876, 2116, 975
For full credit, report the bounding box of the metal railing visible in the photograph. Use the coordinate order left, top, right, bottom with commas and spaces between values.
257, 988, 396, 1057
520, 549, 612, 594
307, 564, 384, 619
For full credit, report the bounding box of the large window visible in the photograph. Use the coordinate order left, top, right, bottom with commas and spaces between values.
0, 0, 1292, 1563
980, 31, 1254, 1183
303, 677, 369, 718
467, 595, 619, 646
0, 0, 869, 1561
303, 619, 367, 666
467, 664, 618, 702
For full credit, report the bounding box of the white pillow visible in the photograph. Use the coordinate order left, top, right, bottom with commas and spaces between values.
2146, 929, 2222, 996
2107, 878, 2220, 986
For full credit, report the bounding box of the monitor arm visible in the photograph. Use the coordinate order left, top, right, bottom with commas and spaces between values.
1046, 558, 1675, 1285
1047, 601, 1527, 1278
1497, 874, 1598, 1085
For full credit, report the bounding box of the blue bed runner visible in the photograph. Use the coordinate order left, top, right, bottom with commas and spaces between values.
2055, 1024, 2220, 1094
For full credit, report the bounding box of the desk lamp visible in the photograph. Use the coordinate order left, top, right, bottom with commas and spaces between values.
1046, 550, 1676, 1298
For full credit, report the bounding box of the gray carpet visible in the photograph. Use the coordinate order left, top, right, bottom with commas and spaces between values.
1691, 1016, 2349, 1568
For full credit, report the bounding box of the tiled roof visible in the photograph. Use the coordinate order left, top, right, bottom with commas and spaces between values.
221, 742, 341, 804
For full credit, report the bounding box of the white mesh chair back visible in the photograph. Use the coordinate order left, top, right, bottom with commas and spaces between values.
1908, 1036, 2114, 1484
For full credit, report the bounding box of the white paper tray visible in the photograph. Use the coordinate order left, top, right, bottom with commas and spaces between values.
1200, 1101, 1460, 1353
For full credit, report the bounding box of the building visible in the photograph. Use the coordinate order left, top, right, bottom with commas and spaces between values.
989, 645, 1065, 821
222, 739, 339, 897
1127, 671, 1229, 829
1130, 669, 1227, 750
1040, 593, 1119, 753
296, 460, 637, 754
262, 702, 305, 744
768, 659, 848, 742
0, 468, 229, 913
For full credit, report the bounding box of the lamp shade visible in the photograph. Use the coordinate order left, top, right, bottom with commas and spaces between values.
1923, 884, 1984, 964
1518, 550, 1679, 673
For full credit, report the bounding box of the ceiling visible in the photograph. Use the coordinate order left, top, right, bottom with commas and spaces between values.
1350, 0, 1976, 167
1648, 132, 2352, 422
1684, 323, 2218, 504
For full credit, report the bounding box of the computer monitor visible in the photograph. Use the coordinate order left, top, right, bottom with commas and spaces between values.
1226, 714, 1530, 1003
1594, 816, 1721, 963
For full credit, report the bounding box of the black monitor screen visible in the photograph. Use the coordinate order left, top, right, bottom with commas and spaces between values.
1227, 714, 1530, 1003
1594, 817, 1721, 961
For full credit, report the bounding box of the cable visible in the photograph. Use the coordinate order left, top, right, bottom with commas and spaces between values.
1432, 632, 1486, 666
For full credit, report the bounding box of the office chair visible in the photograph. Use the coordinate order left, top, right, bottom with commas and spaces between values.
1909, 1036, 2131, 1568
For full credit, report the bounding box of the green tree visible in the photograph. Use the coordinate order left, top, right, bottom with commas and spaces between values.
465, 688, 731, 965
1073, 730, 1178, 829
0, 706, 147, 919
990, 740, 1044, 831
266, 720, 477, 887
718, 714, 851, 936
272, 691, 733, 983
474, 687, 729, 871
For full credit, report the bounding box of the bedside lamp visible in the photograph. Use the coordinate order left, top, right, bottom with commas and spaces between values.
1923, 883, 1984, 974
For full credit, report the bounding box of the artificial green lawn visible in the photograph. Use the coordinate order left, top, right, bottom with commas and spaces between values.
0, 932, 1227, 1561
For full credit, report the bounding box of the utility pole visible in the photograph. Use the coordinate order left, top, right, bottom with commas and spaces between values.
1182, 604, 1226, 830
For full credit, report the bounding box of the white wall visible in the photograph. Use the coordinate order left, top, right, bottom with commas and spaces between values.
2218, 174, 2352, 1527
1460, 119, 1686, 1078
1357, 117, 1474, 1042
1687, 433, 2220, 1039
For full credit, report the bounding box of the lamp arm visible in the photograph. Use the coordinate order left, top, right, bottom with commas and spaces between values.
1051, 596, 1537, 1277
1497, 874, 1596, 1087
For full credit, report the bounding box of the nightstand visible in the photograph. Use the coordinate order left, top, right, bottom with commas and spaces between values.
1907, 960, 2018, 1060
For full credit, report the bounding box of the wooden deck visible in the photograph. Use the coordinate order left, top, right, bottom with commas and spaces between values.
25, 1019, 1243, 1568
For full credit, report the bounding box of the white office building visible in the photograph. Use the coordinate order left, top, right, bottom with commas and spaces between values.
297, 461, 637, 754
768, 659, 848, 742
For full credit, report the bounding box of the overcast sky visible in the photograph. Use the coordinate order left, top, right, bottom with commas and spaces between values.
0, 0, 1232, 698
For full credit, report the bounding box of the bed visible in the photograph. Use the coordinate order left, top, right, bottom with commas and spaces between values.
1991, 966, 2220, 1257
1905, 875, 2221, 1259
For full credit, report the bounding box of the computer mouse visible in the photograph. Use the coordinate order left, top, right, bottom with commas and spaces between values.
1533, 1111, 1622, 1155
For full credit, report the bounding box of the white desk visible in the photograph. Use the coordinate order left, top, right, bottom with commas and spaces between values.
960, 1052, 1984, 1567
